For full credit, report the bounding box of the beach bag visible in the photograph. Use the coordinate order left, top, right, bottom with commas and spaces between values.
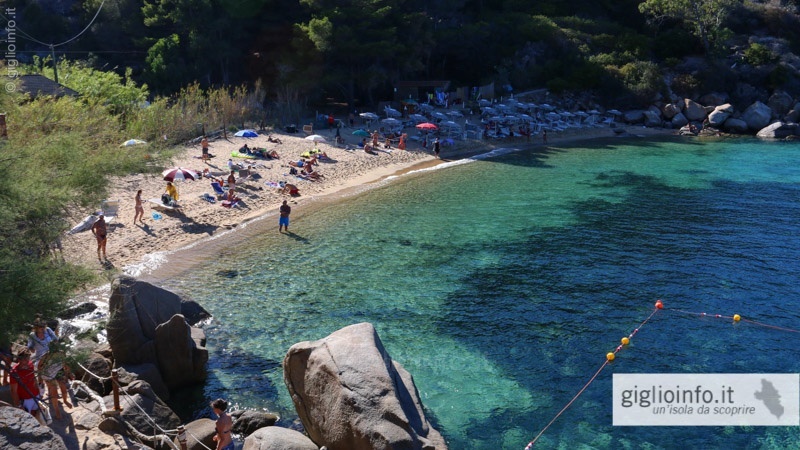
289, 167, 298, 175
161, 193, 171, 205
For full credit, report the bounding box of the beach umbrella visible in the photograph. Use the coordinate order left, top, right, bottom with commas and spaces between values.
409, 114, 427, 123
384, 107, 401, 117
352, 129, 371, 137
120, 139, 147, 147
446, 110, 463, 117
305, 134, 327, 142
162, 167, 198, 182
234, 129, 259, 137
381, 117, 401, 126
416, 122, 438, 131
432, 112, 447, 120
359, 112, 379, 120
607, 109, 622, 116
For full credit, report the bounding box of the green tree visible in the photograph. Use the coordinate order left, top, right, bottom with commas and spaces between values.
638, 0, 739, 56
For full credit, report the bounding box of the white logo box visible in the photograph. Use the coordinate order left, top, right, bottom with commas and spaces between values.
613, 373, 799, 426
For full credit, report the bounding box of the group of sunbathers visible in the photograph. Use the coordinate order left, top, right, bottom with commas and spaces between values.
239, 144, 279, 159
288, 154, 324, 181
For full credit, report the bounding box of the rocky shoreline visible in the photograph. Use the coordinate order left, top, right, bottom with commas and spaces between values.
1, 276, 446, 450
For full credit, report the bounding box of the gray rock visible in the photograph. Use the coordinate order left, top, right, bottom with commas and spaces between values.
74, 351, 112, 395
154, 315, 208, 389
643, 110, 662, 127
742, 101, 773, 131
723, 118, 749, 134
622, 110, 645, 123
0, 405, 68, 450
784, 102, 800, 123
108, 276, 183, 365
699, 92, 729, 106
232, 410, 281, 436
756, 121, 799, 139
244, 426, 319, 450
768, 91, 794, 117
105, 380, 181, 434
107, 276, 208, 390
671, 112, 689, 128
118, 363, 170, 401
707, 105, 733, 127
682, 99, 707, 121
59, 301, 98, 320
284, 322, 447, 450
174, 418, 216, 450
662, 103, 681, 119
181, 299, 212, 326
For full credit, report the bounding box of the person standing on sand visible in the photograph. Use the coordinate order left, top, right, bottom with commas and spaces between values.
279, 200, 291, 232
542, 129, 547, 145
91, 215, 107, 260
201, 136, 209, 162
211, 398, 233, 450
433, 138, 440, 158
134, 190, 145, 225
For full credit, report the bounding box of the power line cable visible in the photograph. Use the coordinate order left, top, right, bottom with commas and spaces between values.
0, 0, 106, 49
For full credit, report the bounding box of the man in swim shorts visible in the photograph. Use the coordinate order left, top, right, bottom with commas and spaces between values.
91, 214, 107, 260
279, 200, 291, 232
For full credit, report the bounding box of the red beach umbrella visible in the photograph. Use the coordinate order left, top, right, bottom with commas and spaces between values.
162, 167, 198, 182
416, 122, 438, 131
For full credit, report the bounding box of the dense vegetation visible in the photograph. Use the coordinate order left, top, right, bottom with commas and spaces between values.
5, 0, 800, 109
2, 0, 800, 345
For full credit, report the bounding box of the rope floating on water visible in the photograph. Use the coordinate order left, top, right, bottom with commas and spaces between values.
523, 300, 664, 450
523, 299, 800, 449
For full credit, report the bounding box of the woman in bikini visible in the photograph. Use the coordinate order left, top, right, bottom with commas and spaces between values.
134, 190, 145, 225
211, 398, 234, 450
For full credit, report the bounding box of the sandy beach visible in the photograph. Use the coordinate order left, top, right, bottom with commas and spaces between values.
60, 123, 675, 280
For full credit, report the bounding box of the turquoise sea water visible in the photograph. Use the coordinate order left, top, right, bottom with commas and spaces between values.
160, 136, 800, 449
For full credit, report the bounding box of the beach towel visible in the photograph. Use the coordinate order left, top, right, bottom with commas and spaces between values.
201, 193, 216, 203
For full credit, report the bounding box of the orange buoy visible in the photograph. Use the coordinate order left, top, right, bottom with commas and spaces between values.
655, 300, 664, 309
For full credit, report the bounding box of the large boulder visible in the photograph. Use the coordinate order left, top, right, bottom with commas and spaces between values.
622, 110, 645, 124
723, 118, 749, 134
785, 102, 800, 123
107, 276, 183, 365
104, 380, 181, 434
107, 276, 208, 389
742, 101, 773, 131
243, 426, 319, 450
662, 103, 681, 119
683, 98, 707, 121
0, 406, 68, 450
768, 91, 794, 117
643, 109, 662, 127
118, 363, 169, 401
154, 315, 208, 389
699, 92, 728, 107
671, 112, 689, 128
231, 410, 281, 436
756, 122, 799, 139
283, 323, 447, 450
707, 104, 734, 127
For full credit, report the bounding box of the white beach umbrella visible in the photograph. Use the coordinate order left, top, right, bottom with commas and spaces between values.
359, 112, 379, 120
381, 117, 401, 126
446, 110, 463, 118
409, 114, 428, 123
384, 107, 401, 118
432, 112, 447, 120
305, 134, 327, 142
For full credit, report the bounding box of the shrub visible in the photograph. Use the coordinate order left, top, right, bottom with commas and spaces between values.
744, 42, 777, 66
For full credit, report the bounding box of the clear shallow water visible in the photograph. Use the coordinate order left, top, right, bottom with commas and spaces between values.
160, 136, 800, 449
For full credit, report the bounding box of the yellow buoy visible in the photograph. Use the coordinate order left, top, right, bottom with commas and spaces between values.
621, 337, 630, 345
733, 314, 741, 322
606, 352, 615, 362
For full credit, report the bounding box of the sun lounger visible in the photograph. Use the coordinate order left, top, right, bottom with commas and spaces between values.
148, 198, 180, 211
